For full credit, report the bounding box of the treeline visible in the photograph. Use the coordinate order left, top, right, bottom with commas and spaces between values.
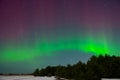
33, 55, 120, 80
0, 73, 32, 76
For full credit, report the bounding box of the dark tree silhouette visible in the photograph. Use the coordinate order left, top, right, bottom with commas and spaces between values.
33, 55, 120, 80
33, 68, 40, 76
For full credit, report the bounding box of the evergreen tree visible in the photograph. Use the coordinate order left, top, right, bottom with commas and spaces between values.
33, 55, 120, 79
33, 68, 40, 76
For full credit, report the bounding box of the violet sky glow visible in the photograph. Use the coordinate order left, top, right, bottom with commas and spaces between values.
0, 0, 120, 73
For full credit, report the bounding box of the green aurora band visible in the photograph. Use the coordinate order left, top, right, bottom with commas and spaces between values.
1, 34, 120, 62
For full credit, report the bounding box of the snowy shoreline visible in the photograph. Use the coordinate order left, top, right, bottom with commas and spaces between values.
0, 76, 56, 80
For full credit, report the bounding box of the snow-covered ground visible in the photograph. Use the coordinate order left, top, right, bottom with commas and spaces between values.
102, 78, 120, 80
0, 76, 56, 80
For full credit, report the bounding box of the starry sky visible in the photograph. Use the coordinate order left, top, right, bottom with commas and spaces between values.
0, 0, 120, 73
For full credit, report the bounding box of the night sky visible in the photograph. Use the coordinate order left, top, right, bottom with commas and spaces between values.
0, 0, 120, 73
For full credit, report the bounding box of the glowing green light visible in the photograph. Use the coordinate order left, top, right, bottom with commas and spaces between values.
0, 35, 120, 62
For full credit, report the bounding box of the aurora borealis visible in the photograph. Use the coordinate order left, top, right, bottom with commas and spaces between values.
0, 0, 120, 73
